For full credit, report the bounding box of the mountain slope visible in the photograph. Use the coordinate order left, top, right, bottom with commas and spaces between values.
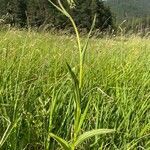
105, 0, 150, 20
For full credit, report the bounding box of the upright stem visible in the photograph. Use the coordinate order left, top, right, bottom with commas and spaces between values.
69, 16, 83, 89
48, 1, 83, 148
57, 0, 83, 89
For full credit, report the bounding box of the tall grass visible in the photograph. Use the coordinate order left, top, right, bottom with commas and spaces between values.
0, 28, 150, 150
46, 1, 114, 150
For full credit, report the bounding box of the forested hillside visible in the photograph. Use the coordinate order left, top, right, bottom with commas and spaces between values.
0, 0, 114, 31
105, 0, 150, 20
0, 0, 149, 32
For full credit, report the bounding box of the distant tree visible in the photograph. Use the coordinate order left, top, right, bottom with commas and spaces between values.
71, 0, 115, 31
93, 0, 115, 30
72, 0, 92, 30
0, 0, 115, 31
17, 0, 27, 27
49, 0, 71, 29
106, 0, 150, 20
0, 1, 16, 26
0, 0, 7, 15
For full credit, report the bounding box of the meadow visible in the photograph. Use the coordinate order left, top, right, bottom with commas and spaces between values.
0, 30, 150, 150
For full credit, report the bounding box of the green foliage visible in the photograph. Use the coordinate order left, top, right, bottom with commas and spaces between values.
52, 0, 115, 31
104, 0, 150, 33
106, 0, 150, 20
0, 29, 150, 150
47, 1, 114, 149
73, 0, 114, 31
0, 120, 18, 147
16, 0, 27, 27
0, 0, 115, 31
49, 133, 71, 150
0, 2, 149, 149
74, 129, 115, 147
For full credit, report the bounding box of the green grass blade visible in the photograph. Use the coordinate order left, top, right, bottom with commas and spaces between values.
0, 120, 19, 148
66, 62, 79, 89
49, 133, 71, 150
82, 14, 97, 63
75, 129, 115, 147
66, 62, 81, 139
77, 98, 90, 134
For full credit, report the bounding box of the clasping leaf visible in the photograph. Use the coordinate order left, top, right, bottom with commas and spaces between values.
74, 129, 115, 147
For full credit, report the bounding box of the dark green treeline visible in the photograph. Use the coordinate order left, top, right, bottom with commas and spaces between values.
0, 0, 115, 31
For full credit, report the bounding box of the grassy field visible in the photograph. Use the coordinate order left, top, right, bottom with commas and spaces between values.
0, 30, 150, 150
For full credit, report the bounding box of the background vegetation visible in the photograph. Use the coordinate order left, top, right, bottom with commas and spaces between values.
0, 0, 114, 31
105, 0, 150, 33
106, 0, 150, 20
0, 0, 150, 33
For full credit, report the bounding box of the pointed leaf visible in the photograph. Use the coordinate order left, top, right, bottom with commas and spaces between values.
75, 129, 115, 147
49, 133, 71, 150
77, 98, 91, 133
66, 62, 81, 136
0, 119, 19, 147
66, 62, 79, 87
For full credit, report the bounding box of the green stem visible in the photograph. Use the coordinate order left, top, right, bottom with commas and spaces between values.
57, 0, 83, 89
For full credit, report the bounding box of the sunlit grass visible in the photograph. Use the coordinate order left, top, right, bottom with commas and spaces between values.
0, 29, 150, 149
